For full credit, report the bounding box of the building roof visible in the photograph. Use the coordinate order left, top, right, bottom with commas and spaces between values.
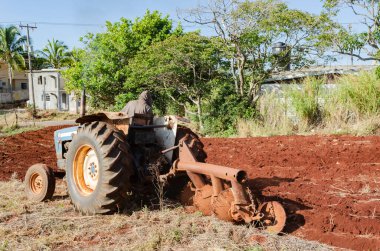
30, 68, 61, 73
264, 65, 377, 84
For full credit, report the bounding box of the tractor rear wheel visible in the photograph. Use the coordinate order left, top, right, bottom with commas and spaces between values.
66, 121, 134, 214
25, 163, 55, 202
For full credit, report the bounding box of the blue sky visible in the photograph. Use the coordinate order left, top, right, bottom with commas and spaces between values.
0, 0, 363, 64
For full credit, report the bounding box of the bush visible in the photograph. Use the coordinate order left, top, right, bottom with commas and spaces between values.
326, 72, 380, 123
202, 83, 256, 137
288, 77, 324, 127
376, 66, 380, 79
246, 90, 294, 136
234, 71, 379, 137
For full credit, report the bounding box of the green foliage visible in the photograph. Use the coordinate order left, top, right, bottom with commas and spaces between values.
376, 66, 380, 79
63, 10, 181, 108
249, 71, 380, 136
31, 55, 48, 70
0, 25, 26, 73
126, 32, 223, 129
60, 5, 380, 137
203, 82, 256, 136
320, 1, 380, 62
61, 49, 86, 96
38, 38, 72, 68
288, 77, 324, 127
207, 0, 332, 101
0, 25, 26, 103
333, 71, 380, 118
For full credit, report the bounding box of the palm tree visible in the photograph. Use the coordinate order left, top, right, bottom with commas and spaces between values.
39, 39, 71, 68
0, 25, 26, 102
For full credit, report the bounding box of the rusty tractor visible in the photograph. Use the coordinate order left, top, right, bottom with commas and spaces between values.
24, 112, 286, 233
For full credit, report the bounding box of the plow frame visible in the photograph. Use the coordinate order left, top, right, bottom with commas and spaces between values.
164, 134, 269, 224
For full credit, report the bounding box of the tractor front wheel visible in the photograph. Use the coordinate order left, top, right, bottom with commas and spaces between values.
25, 163, 55, 202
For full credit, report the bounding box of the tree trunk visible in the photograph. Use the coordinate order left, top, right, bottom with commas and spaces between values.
8, 64, 14, 103
230, 58, 239, 94
80, 87, 86, 117
196, 95, 203, 130
238, 62, 244, 96
248, 80, 260, 105
235, 45, 246, 97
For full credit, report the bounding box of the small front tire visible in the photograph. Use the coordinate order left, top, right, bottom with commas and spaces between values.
25, 163, 55, 202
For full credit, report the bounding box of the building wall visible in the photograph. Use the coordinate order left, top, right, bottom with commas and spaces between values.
0, 62, 29, 104
28, 70, 79, 112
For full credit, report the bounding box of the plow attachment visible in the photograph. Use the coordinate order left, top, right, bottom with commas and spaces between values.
166, 133, 286, 234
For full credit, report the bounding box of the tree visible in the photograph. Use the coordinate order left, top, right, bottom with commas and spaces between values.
39, 38, 72, 68
0, 25, 26, 102
126, 32, 222, 129
63, 10, 182, 108
321, 0, 380, 62
182, 0, 331, 104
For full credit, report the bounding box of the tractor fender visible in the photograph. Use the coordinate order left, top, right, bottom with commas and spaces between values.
76, 112, 132, 135
75, 112, 131, 124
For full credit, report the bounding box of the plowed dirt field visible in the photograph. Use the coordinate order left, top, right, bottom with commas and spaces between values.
0, 127, 379, 250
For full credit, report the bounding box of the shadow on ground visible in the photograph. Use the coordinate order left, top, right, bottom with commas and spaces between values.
247, 176, 312, 234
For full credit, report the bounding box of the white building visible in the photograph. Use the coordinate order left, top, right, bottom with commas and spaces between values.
28, 69, 79, 113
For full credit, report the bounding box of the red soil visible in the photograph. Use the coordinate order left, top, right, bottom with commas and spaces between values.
0, 127, 379, 250
202, 136, 380, 250
0, 126, 63, 180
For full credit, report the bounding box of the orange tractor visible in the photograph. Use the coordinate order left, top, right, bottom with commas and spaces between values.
24, 113, 286, 233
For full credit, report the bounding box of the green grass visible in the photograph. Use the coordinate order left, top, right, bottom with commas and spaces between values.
0, 125, 42, 138
287, 77, 324, 128
325, 71, 380, 122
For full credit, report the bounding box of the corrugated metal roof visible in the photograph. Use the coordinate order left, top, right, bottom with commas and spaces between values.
264, 65, 377, 83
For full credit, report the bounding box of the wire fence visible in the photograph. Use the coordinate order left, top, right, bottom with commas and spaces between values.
0, 109, 36, 129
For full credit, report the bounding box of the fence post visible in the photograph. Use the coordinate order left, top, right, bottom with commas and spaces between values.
4, 112, 8, 127
13, 109, 18, 128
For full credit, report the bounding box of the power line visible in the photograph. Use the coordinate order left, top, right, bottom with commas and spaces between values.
35, 22, 102, 27
0, 21, 102, 27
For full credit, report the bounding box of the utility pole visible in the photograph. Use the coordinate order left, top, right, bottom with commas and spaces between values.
348, 24, 354, 66
80, 87, 86, 116
19, 23, 37, 115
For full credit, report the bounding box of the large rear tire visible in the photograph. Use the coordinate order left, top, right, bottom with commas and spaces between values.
66, 121, 134, 214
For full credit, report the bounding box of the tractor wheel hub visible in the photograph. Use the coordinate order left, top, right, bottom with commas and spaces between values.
83, 149, 99, 191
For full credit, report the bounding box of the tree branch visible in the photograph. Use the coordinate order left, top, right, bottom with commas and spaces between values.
332, 50, 379, 61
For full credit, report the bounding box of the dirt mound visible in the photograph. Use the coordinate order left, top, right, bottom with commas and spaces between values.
0, 126, 66, 180
0, 128, 379, 250
202, 135, 380, 250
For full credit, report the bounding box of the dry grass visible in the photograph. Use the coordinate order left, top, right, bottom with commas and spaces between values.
0, 110, 78, 128
0, 178, 332, 250
0, 110, 77, 137
237, 91, 294, 137
237, 71, 380, 138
